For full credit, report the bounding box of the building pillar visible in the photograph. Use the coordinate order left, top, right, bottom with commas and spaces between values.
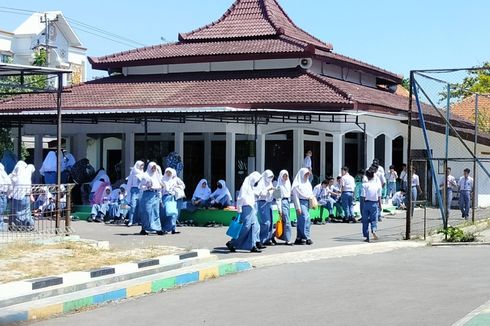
332, 133, 343, 177
204, 133, 212, 182
293, 129, 303, 174
123, 132, 134, 177
73, 133, 87, 162
174, 132, 184, 178
320, 137, 326, 181
403, 137, 408, 164
34, 134, 43, 184
366, 134, 375, 167
225, 132, 236, 199
256, 133, 266, 172
384, 136, 393, 171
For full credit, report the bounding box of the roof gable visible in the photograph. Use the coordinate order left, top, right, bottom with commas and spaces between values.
179, 0, 331, 50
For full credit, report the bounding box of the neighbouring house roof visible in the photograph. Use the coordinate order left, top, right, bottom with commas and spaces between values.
88, 0, 402, 83
451, 94, 490, 122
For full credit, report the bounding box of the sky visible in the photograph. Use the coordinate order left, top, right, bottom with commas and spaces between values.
0, 0, 489, 80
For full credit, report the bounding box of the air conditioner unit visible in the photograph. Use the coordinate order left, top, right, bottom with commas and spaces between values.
299, 58, 313, 69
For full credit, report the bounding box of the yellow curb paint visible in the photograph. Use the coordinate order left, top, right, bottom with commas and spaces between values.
29, 304, 63, 320
126, 282, 152, 298
199, 266, 220, 281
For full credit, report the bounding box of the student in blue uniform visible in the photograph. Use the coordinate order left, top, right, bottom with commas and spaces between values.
160, 167, 180, 234
275, 170, 293, 245
191, 179, 212, 209
361, 168, 382, 242
257, 170, 275, 246
291, 168, 314, 245
125, 160, 144, 227
226, 171, 262, 253
0, 163, 11, 230
458, 168, 473, 220
138, 162, 165, 235
210, 180, 232, 209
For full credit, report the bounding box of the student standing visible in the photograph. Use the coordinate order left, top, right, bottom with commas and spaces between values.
226, 172, 262, 253
340, 166, 356, 223
257, 170, 275, 246
387, 165, 398, 199
275, 170, 293, 245
292, 168, 314, 245
125, 160, 144, 227
440, 167, 457, 217
458, 168, 473, 220
138, 162, 165, 235
9, 161, 35, 228
361, 168, 382, 242
0, 163, 11, 230
161, 167, 180, 234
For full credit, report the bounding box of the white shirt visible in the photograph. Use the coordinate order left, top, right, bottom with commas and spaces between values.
340, 173, 355, 192
303, 156, 312, 169
412, 174, 420, 187
441, 175, 457, 189
400, 170, 407, 182
361, 179, 382, 202
387, 171, 398, 183
458, 176, 473, 191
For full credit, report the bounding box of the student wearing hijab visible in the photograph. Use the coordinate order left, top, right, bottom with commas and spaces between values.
40, 151, 57, 184
291, 168, 314, 245
275, 170, 293, 245
89, 186, 112, 223
210, 180, 232, 209
0, 163, 12, 230
226, 171, 262, 253
34, 186, 55, 217
125, 161, 145, 227
61, 150, 76, 183
173, 173, 186, 220
138, 162, 165, 235
1, 150, 16, 174
10, 161, 35, 228
89, 169, 110, 204
160, 167, 180, 234
191, 179, 212, 209
257, 170, 275, 246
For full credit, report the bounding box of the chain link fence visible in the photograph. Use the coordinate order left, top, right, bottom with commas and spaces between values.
407, 67, 490, 238
0, 184, 74, 243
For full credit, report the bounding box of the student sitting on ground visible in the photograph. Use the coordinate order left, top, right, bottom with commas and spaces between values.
209, 180, 232, 209
392, 190, 406, 210
107, 185, 130, 224
33, 186, 55, 218
191, 179, 211, 209
89, 186, 112, 223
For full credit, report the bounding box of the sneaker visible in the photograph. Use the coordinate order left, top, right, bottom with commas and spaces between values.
305, 239, 313, 245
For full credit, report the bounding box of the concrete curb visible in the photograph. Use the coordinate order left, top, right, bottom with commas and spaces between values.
0, 259, 252, 324
426, 218, 490, 244
430, 242, 490, 247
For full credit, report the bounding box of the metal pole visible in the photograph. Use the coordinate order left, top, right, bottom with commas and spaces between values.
472, 94, 479, 223
443, 83, 450, 230
254, 112, 258, 171
17, 120, 22, 159
144, 117, 148, 163
406, 71, 413, 240
55, 73, 62, 231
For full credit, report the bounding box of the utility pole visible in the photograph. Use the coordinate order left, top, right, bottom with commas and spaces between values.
40, 13, 59, 67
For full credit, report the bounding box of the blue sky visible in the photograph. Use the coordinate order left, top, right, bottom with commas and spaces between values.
1, 0, 489, 80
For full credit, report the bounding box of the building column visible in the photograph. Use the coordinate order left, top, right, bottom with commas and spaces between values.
123, 132, 134, 177
73, 133, 87, 162
366, 134, 375, 167
320, 137, 326, 181
332, 133, 343, 177
384, 136, 393, 171
293, 129, 303, 174
256, 133, 266, 172
204, 133, 212, 182
174, 132, 184, 178
403, 137, 408, 164
225, 132, 236, 199
34, 134, 43, 184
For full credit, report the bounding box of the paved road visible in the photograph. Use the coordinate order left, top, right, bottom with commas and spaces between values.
32, 246, 490, 326
69, 206, 488, 259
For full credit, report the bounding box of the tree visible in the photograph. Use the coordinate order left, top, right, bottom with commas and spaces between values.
451, 62, 490, 100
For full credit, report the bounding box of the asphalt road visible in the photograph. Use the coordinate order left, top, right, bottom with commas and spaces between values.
31, 246, 490, 326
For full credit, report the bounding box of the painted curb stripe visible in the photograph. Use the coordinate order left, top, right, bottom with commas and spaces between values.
0, 261, 252, 323
179, 252, 198, 260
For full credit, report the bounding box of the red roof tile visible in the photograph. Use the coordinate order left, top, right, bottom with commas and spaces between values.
179, 0, 330, 50
0, 69, 351, 112
90, 37, 308, 67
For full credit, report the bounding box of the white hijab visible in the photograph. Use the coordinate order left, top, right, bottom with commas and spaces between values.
237, 171, 262, 208
291, 168, 313, 199
37, 186, 53, 202
40, 151, 57, 175
211, 180, 232, 202
162, 167, 177, 193
0, 163, 11, 192
126, 160, 145, 188
90, 169, 110, 187
141, 162, 163, 190
277, 170, 291, 198
192, 179, 211, 200
10, 161, 34, 198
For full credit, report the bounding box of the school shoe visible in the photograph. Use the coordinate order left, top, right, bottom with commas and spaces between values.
156, 230, 166, 236
284, 241, 294, 246
250, 246, 262, 253
256, 242, 267, 249
226, 241, 236, 252
172, 230, 181, 234
294, 238, 305, 245
263, 241, 275, 246
349, 217, 356, 223
139, 229, 148, 235
305, 239, 313, 245
364, 238, 370, 243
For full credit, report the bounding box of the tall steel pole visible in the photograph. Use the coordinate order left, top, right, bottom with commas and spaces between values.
472, 94, 479, 223
406, 71, 413, 240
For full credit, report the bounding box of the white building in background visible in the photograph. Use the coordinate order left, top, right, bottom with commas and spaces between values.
0, 11, 86, 85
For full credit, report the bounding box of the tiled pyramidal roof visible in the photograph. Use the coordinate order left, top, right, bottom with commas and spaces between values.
178, 0, 331, 50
